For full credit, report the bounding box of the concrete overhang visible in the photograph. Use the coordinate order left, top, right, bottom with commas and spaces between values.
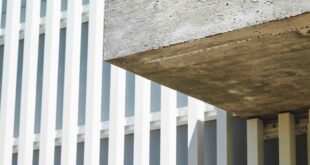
104, 0, 310, 118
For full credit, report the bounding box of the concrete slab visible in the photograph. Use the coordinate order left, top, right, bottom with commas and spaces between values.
104, 0, 310, 60
105, 13, 310, 117
103, 0, 310, 117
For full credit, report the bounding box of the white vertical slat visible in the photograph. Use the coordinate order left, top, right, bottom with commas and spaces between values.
279, 113, 296, 165
108, 66, 126, 165
188, 97, 205, 165
83, 0, 104, 164
39, 0, 61, 164
247, 118, 264, 165
0, 0, 21, 164
216, 109, 233, 165
308, 109, 310, 165
160, 86, 177, 165
133, 75, 151, 165
18, 0, 41, 164
61, 0, 82, 164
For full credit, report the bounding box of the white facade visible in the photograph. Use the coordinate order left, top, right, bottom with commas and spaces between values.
0, 0, 309, 165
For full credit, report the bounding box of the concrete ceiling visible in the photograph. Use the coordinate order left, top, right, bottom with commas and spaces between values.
103, 0, 310, 118
105, 13, 310, 118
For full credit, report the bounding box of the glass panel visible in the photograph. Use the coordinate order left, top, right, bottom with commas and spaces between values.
78, 22, 88, 126
1, 0, 6, 28
83, 0, 89, 5
20, 0, 26, 23
150, 130, 160, 165
76, 142, 84, 165
125, 71, 135, 117
204, 120, 216, 165
0, 45, 4, 106
232, 117, 247, 165
12, 153, 18, 165
14, 39, 24, 138
34, 34, 45, 134
101, 62, 110, 121
40, 0, 46, 17
124, 134, 134, 165
177, 125, 188, 165
56, 28, 66, 130
32, 150, 39, 165
177, 92, 188, 108
61, 0, 67, 11
264, 138, 279, 165
100, 138, 109, 165
150, 82, 160, 113
54, 146, 61, 165
296, 134, 307, 165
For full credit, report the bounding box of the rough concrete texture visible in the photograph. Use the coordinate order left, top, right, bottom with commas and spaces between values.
107, 13, 310, 118
104, 0, 310, 60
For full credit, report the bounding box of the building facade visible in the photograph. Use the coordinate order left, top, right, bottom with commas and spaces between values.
0, 0, 309, 165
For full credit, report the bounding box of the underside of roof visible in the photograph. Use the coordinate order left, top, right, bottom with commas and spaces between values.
104, 0, 310, 118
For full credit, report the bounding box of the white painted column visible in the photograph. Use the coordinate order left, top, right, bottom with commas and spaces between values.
61, 0, 82, 164
188, 97, 205, 165
278, 113, 296, 165
0, 0, 21, 164
108, 66, 126, 165
133, 75, 151, 165
160, 86, 177, 165
18, 0, 41, 164
216, 109, 233, 165
247, 118, 264, 165
39, 1, 61, 165
83, 0, 104, 164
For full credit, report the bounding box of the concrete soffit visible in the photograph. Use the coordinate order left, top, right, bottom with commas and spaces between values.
104, 0, 310, 118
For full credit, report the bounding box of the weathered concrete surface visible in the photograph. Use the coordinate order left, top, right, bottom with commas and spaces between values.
106, 13, 310, 117
104, 0, 310, 60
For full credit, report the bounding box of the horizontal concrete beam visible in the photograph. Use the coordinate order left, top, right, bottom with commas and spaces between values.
104, 0, 310, 117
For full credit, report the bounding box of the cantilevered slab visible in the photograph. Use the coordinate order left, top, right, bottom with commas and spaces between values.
104, 0, 310, 117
